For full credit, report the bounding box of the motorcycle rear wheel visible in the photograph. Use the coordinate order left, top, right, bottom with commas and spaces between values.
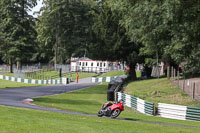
111, 109, 121, 119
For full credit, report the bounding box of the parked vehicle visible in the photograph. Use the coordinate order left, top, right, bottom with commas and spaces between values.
97, 100, 124, 118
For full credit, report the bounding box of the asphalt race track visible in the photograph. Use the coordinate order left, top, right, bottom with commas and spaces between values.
0, 77, 98, 116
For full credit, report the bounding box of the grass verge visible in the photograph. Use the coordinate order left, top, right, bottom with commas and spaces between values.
124, 78, 200, 107
98, 71, 141, 78
33, 83, 200, 128
0, 79, 45, 89
0, 105, 200, 133
0, 72, 97, 81
99, 71, 126, 77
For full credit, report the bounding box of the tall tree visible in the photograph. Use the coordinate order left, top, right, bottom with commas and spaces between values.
0, 0, 37, 71
89, 0, 142, 80
36, 0, 94, 65
109, 0, 200, 77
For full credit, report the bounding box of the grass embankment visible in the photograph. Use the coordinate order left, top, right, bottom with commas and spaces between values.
69, 72, 97, 81
125, 78, 200, 107
99, 71, 126, 77
1, 106, 200, 133
33, 83, 200, 129
99, 71, 141, 78
0, 73, 14, 76
0, 72, 97, 81
25, 71, 97, 80
0, 80, 45, 89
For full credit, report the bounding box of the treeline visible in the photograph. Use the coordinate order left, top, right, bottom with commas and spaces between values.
0, 0, 199, 79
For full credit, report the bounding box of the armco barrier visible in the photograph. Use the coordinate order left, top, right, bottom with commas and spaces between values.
158, 103, 200, 121
92, 76, 117, 83
158, 103, 187, 120
117, 92, 155, 115
0, 75, 68, 85
186, 107, 200, 121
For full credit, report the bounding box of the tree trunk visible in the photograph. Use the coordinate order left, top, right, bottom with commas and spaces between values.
55, 5, 61, 70
128, 63, 137, 80
17, 60, 22, 70
9, 58, 13, 73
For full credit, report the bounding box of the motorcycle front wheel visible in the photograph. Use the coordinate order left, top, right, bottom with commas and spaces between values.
111, 109, 121, 119
97, 110, 104, 117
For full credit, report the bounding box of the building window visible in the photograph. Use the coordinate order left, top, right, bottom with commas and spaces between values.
104, 63, 106, 67
100, 63, 102, 67
86, 62, 88, 66
97, 63, 99, 66
91, 63, 93, 66
83, 62, 85, 66
79, 62, 81, 66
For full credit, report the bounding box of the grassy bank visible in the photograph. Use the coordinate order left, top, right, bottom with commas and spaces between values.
0, 72, 97, 80
99, 71, 141, 78
99, 71, 126, 77
1, 106, 199, 133
33, 83, 200, 128
124, 78, 200, 107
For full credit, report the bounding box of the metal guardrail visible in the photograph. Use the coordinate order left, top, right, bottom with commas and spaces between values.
91, 76, 117, 83
158, 103, 200, 121
117, 92, 155, 115
107, 76, 200, 121
0, 75, 69, 85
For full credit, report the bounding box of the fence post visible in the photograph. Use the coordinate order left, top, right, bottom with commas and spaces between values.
177, 71, 180, 87
192, 82, 195, 99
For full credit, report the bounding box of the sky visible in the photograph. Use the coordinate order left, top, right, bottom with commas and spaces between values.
29, 0, 43, 17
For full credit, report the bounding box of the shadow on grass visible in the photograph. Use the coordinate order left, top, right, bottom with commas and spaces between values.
34, 98, 101, 105
118, 117, 140, 122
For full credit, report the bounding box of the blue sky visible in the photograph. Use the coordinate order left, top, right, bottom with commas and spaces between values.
29, 0, 43, 17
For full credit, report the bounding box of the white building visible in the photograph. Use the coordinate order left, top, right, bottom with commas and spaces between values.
70, 57, 124, 73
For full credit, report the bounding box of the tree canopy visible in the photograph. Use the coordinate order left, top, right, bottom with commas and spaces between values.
0, 0, 199, 78
0, 0, 37, 71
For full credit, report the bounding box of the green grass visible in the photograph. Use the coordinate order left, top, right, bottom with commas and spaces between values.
0, 106, 200, 133
125, 78, 200, 107
33, 83, 200, 129
68, 72, 97, 81
98, 71, 141, 78
0, 73, 14, 76
0, 79, 45, 89
0, 71, 97, 81
99, 71, 126, 77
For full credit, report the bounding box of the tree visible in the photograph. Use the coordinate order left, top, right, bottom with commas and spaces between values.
0, 0, 37, 71
109, 0, 200, 77
36, 0, 94, 66
89, 0, 143, 80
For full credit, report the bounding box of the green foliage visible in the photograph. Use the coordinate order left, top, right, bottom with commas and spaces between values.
0, 0, 37, 68
109, 0, 200, 77
89, 0, 143, 80
36, 0, 94, 64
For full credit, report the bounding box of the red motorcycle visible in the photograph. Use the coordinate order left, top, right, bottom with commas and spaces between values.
97, 100, 124, 118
